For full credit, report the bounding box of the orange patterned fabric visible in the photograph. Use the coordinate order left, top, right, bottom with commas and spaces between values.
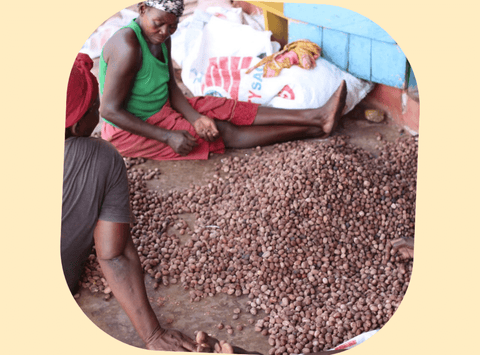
246, 40, 321, 78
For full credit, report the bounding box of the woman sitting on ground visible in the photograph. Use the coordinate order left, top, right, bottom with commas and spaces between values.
99, 0, 347, 161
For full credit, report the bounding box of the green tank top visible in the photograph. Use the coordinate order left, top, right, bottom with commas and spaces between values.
99, 19, 170, 125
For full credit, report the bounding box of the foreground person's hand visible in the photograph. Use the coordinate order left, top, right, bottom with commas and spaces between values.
196, 331, 234, 353
391, 237, 414, 259
215, 340, 235, 353
166, 130, 198, 156
193, 115, 220, 142
145, 327, 197, 351
195, 331, 263, 354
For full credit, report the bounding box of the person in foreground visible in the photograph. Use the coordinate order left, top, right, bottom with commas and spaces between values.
99, 0, 348, 161
61, 52, 233, 352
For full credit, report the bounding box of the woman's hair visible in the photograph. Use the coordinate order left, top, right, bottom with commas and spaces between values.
144, 0, 184, 18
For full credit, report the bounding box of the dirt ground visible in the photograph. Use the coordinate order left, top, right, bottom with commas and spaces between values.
76, 3, 415, 353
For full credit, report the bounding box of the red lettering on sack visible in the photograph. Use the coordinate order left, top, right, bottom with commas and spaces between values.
219, 57, 230, 92
211, 60, 222, 88
277, 85, 295, 100
230, 57, 252, 99
241, 57, 253, 69
248, 90, 262, 100
205, 57, 216, 88
203, 56, 253, 100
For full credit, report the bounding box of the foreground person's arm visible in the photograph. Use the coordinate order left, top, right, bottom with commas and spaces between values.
94, 220, 197, 351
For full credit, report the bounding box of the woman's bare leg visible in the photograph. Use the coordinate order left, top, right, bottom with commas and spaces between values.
253, 80, 347, 137
216, 121, 324, 149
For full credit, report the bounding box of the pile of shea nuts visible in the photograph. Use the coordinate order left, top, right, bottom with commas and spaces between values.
79, 135, 417, 353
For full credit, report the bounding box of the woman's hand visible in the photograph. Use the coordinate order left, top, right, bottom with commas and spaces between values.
166, 130, 198, 156
193, 115, 220, 142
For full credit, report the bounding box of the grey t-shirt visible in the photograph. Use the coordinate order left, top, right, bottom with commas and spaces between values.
61, 137, 132, 293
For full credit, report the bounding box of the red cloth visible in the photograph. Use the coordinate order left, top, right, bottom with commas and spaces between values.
101, 96, 259, 161
66, 53, 99, 128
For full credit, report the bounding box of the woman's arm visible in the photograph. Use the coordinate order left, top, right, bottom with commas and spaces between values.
100, 31, 197, 155
100, 30, 171, 143
166, 38, 220, 142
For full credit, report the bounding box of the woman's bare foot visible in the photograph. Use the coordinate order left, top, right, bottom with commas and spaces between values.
253, 82, 347, 131
306, 80, 347, 137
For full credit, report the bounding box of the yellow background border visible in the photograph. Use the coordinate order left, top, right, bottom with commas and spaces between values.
2, 0, 479, 354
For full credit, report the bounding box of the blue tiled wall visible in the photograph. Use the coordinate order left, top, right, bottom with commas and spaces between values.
284, 3, 414, 89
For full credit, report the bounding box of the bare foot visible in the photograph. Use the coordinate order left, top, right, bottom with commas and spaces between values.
308, 80, 347, 137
